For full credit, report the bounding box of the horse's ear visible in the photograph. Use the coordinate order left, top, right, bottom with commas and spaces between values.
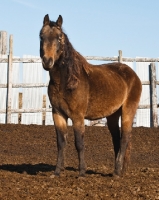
43, 14, 50, 26
56, 15, 63, 28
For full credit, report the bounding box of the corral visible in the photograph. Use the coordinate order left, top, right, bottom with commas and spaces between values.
0, 29, 159, 199
1, 31, 159, 127
0, 124, 159, 199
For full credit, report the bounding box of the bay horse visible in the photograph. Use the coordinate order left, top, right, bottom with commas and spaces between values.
40, 14, 142, 177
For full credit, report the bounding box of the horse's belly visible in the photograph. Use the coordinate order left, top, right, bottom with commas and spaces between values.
85, 102, 121, 120
85, 86, 127, 120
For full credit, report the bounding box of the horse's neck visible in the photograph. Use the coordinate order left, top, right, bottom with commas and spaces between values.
49, 63, 67, 85
49, 65, 60, 84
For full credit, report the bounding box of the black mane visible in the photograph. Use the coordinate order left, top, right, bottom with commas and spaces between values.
58, 31, 88, 90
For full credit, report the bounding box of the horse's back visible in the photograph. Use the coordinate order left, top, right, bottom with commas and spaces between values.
88, 62, 141, 93
89, 62, 140, 84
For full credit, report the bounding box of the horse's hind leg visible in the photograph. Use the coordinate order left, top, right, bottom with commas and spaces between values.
53, 110, 68, 176
107, 109, 121, 173
115, 101, 139, 176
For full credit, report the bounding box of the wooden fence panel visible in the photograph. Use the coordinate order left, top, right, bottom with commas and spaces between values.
136, 62, 150, 127
123, 61, 133, 69
0, 54, 7, 123
21, 55, 43, 125
11, 56, 20, 123
0, 31, 7, 55
0, 45, 158, 127
157, 62, 159, 126
45, 72, 54, 125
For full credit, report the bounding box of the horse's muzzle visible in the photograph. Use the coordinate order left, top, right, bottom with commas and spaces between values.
42, 56, 54, 71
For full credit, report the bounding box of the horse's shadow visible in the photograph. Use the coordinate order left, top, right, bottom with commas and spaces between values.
0, 164, 113, 177
86, 169, 113, 177
0, 163, 55, 175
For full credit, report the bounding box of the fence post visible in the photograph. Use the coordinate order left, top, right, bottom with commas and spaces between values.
6, 35, 13, 124
149, 62, 158, 127
118, 50, 122, 63
0, 31, 7, 54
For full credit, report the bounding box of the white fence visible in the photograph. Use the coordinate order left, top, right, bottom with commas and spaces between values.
0, 33, 159, 127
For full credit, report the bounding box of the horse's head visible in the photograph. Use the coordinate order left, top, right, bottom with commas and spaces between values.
40, 14, 64, 71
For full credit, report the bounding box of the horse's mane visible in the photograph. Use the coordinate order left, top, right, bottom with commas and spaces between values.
58, 32, 90, 90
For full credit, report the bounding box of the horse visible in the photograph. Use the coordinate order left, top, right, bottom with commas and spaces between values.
39, 14, 142, 177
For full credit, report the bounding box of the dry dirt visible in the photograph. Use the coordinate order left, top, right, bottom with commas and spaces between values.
0, 124, 159, 200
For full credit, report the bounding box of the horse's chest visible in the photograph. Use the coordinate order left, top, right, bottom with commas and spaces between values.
48, 86, 61, 107
48, 84, 70, 114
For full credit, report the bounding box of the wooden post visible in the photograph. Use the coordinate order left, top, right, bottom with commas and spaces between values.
6, 35, 13, 123
118, 50, 122, 63
0, 31, 7, 54
149, 63, 158, 127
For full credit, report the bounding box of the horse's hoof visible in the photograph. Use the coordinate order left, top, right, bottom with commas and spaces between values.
80, 172, 86, 176
79, 170, 86, 178
78, 176, 85, 180
50, 173, 60, 178
113, 173, 120, 179
79, 174, 85, 179
54, 171, 60, 177
50, 174, 56, 179
113, 169, 122, 178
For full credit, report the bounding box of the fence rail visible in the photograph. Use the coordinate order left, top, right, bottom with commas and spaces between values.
1, 57, 159, 63
0, 31, 159, 127
85, 56, 159, 62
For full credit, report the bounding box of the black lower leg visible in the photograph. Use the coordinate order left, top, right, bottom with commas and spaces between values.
74, 128, 86, 176
115, 132, 131, 176
54, 130, 67, 176
112, 130, 121, 159
112, 132, 121, 176
107, 111, 121, 175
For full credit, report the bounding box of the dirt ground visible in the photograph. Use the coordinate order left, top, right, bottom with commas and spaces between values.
0, 124, 159, 200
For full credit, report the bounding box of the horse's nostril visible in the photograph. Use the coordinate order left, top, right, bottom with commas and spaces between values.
42, 56, 46, 65
43, 57, 53, 67
42, 56, 47, 63
48, 58, 53, 66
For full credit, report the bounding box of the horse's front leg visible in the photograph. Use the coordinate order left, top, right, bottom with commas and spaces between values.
73, 119, 86, 177
53, 111, 68, 176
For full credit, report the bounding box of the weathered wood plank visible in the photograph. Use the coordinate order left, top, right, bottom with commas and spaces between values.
0, 57, 42, 63
86, 56, 159, 62
1, 56, 159, 63
1, 81, 150, 88
0, 108, 52, 113
0, 31, 7, 54
118, 50, 122, 63
0, 105, 153, 114
149, 63, 158, 127
0, 83, 48, 88
6, 35, 13, 123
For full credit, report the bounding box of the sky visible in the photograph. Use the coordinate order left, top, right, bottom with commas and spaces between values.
0, 0, 159, 59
